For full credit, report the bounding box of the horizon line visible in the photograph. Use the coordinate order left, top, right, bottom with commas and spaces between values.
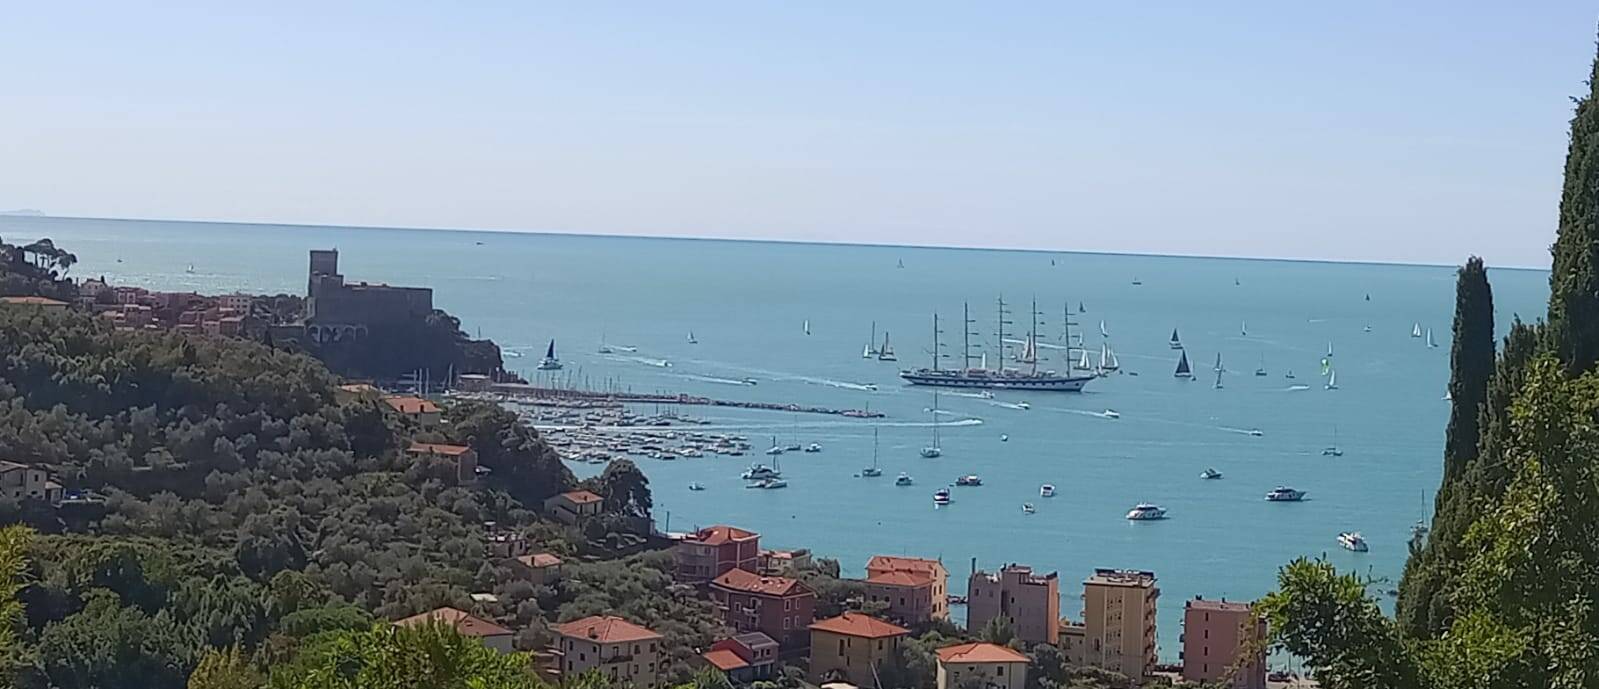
6, 212, 1553, 273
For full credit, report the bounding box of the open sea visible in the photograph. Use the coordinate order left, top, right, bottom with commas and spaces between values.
0, 215, 1551, 661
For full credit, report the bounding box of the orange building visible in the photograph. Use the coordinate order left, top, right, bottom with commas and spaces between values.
808, 613, 909, 688
865, 555, 949, 623
1181, 598, 1266, 689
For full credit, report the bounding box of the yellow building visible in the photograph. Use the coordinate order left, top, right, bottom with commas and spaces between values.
935, 642, 1030, 689
553, 616, 665, 688
808, 613, 909, 688
1080, 569, 1159, 680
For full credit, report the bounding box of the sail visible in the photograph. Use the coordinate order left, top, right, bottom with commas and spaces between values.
1099, 343, 1109, 369
1214, 352, 1223, 372
1099, 321, 1108, 338
1327, 342, 1334, 357
1078, 350, 1092, 370
1412, 323, 1422, 338
804, 320, 811, 335
1175, 351, 1192, 377
1426, 328, 1436, 347
1214, 368, 1223, 387
1241, 321, 1247, 336
1170, 328, 1181, 345
1106, 348, 1119, 370
546, 340, 556, 359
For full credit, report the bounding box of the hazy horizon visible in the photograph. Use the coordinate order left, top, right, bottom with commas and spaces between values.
4, 2, 1595, 267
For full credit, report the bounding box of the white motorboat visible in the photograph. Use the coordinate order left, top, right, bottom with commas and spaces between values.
748, 478, 788, 490
933, 488, 952, 505
1022, 503, 1036, 514
1248, 428, 1264, 437
999, 434, 1009, 442
1338, 531, 1368, 552
955, 475, 982, 487
1265, 486, 1307, 502
1200, 468, 1223, 480
1125, 503, 1168, 520
1015, 401, 1031, 410
1103, 409, 1120, 419
804, 443, 822, 453
741, 463, 781, 480
688, 482, 706, 491
895, 472, 914, 486
1040, 484, 1056, 497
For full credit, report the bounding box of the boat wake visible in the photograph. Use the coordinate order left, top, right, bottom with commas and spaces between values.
603, 354, 672, 368
796, 377, 878, 392
989, 401, 1031, 411
922, 408, 959, 416
1284, 384, 1312, 391
1042, 407, 1121, 420
1217, 426, 1263, 435
944, 391, 994, 400
680, 374, 754, 386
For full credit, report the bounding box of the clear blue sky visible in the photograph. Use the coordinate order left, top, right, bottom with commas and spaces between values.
2, 2, 1594, 266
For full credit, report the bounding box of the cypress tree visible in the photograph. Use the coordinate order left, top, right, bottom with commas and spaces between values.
1549, 46, 1599, 373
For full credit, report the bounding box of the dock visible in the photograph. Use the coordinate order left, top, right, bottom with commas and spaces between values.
463, 383, 886, 418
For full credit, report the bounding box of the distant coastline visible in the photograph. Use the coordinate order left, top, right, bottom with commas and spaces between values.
0, 212, 1551, 272
0, 209, 44, 217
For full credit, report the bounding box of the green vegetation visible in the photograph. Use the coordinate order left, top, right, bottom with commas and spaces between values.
1265, 42, 1599, 689
0, 237, 77, 301
307, 310, 506, 381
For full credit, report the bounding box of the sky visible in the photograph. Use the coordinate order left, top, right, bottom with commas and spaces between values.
1, 2, 1594, 267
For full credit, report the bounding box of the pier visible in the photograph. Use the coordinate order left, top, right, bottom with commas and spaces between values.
466, 382, 886, 418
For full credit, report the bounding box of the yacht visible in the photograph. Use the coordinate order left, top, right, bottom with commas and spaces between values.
955, 475, 982, 486
741, 463, 781, 480
1265, 486, 1307, 502
687, 482, 706, 491
1125, 503, 1168, 520
1040, 484, 1056, 497
749, 477, 788, 490
1022, 503, 1036, 514
536, 340, 563, 370
933, 488, 952, 505
895, 472, 914, 486
1338, 531, 1369, 552
1249, 428, 1264, 437
862, 428, 883, 477
804, 443, 822, 453
1200, 468, 1223, 480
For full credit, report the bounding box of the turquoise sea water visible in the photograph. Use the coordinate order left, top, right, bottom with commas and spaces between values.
0, 215, 1551, 661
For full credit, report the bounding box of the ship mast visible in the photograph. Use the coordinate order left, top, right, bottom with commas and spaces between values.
1029, 296, 1040, 375
930, 312, 942, 371
1063, 301, 1073, 375
963, 302, 974, 371
995, 295, 1011, 372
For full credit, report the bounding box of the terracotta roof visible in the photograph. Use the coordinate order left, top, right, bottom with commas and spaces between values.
407, 443, 472, 457
516, 552, 563, 568
936, 642, 1030, 664
559, 490, 604, 504
383, 396, 441, 414
691, 525, 759, 546
555, 616, 662, 644
0, 296, 67, 306
702, 649, 749, 672
1187, 598, 1253, 613
866, 570, 930, 587
808, 613, 909, 639
394, 607, 512, 637
711, 568, 811, 597
867, 555, 945, 576
338, 383, 381, 394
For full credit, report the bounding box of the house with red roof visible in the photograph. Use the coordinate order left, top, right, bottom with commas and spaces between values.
393, 607, 515, 653
697, 632, 778, 685
674, 524, 760, 583
544, 490, 604, 524
382, 395, 442, 424
405, 442, 478, 484
709, 568, 815, 653
807, 613, 909, 687
552, 615, 665, 688
865, 555, 949, 623
508, 552, 564, 586
935, 642, 1030, 689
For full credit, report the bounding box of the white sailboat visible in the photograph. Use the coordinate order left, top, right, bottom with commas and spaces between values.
1322, 426, 1343, 456
1098, 343, 1119, 373
1326, 341, 1334, 358
1174, 350, 1193, 379
1099, 320, 1109, 338
1255, 353, 1268, 377
1426, 328, 1437, 349
688, 330, 698, 345
1241, 321, 1248, 337
877, 331, 898, 361
1213, 352, 1224, 373
1412, 322, 1423, 338
862, 428, 883, 477
920, 392, 943, 458
1326, 369, 1339, 390
863, 321, 877, 358
1214, 368, 1224, 389
804, 319, 811, 336
1078, 349, 1092, 371
1169, 328, 1183, 349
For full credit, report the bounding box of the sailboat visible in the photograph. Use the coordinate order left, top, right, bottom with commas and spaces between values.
1078, 302, 1086, 314
897, 259, 905, 269
1098, 343, 1119, 373
598, 331, 614, 354
1213, 368, 1224, 389
1322, 426, 1344, 456
1099, 321, 1109, 338
1326, 342, 1334, 358
537, 340, 563, 370
1241, 321, 1248, 337
862, 428, 883, 477
863, 321, 878, 358
877, 332, 898, 361
1131, 277, 1143, 286
1078, 349, 1093, 371
1325, 369, 1339, 390
920, 392, 943, 458
1411, 323, 1423, 338
688, 331, 698, 345
1363, 323, 1372, 333
1174, 350, 1193, 379
1213, 352, 1224, 373
804, 320, 811, 336
1255, 353, 1268, 376
1169, 328, 1183, 349
1426, 328, 1437, 349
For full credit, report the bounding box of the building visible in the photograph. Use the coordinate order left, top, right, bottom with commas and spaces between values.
484, 528, 531, 559
675, 525, 761, 583
383, 395, 442, 425
759, 548, 812, 575
0, 461, 61, 504
0, 296, 68, 310
865, 555, 949, 623
967, 564, 1060, 644
1182, 598, 1266, 689
305, 249, 433, 332
544, 490, 605, 524
699, 632, 779, 685
934, 642, 1030, 689
1081, 569, 1159, 681
509, 552, 564, 586
552, 616, 664, 688
394, 607, 514, 653
808, 613, 910, 688
405, 443, 478, 484
218, 293, 254, 312
1060, 620, 1086, 665
708, 568, 815, 653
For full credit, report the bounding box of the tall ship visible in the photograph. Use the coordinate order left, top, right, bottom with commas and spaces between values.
899, 297, 1096, 392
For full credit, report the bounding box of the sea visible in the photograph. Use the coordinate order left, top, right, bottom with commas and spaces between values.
0, 215, 1552, 661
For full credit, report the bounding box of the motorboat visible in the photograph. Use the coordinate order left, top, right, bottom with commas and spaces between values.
742, 378, 759, 386
804, 443, 822, 453
1015, 401, 1031, 410
895, 472, 914, 486
1125, 503, 1168, 520
748, 478, 788, 489
1022, 503, 1036, 514
1103, 409, 1120, 419
933, 488, 952, 505
1040, 484, 1056, 498
687, 482, 706, 491
741, 464, 781, 480
955, 475, 982, 486
1200, 468, 1223, 480
1265, 486, 1307, 502
1000, 434, 1009, 442
1338, 531, 1369, 552
1248, 428, 1264, 437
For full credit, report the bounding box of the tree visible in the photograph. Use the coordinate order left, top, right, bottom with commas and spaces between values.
1257, 559, 1418, 689
597, 459, 652, 529
1550, 40, 1599, 374
0, 526, 32, 677
188, 646, 262, 689
269, 622, 544, 689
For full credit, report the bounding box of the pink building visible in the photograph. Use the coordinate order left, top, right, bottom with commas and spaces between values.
1181, 597, 1266, 689
674, 525, 761, 583
967, 564, 1060, 644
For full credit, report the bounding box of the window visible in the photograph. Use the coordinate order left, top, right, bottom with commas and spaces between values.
634, 644, 640, 654
784, 599, 791, 611
838, 639, 846, 656
997, 666, 1005, 676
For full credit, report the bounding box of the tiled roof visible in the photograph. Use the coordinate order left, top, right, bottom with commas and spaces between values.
711, 568, 810, 597
383, 396, 441, 414
516, 553, 563, 568
555, 616, 662, 643
407, 443, 472, 457
702, 649, 749, 672
691, 525, 759, 545
559, 490, 604, 504
394, 607, 512, 637
936, 642, 1030, 664
0, 461, 30, 473
867, 555, 945, 576
866, 570, 930, 587
808, 612, 909, 639
0, 296, 67, 306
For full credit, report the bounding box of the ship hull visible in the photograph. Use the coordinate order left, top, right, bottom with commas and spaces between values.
899, 370, 1092, 391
